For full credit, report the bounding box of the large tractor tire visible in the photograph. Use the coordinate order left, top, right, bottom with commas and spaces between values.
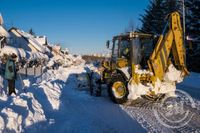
108, 75, 128, 104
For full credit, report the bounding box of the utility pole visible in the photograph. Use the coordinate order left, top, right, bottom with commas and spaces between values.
182, 0, 186, 46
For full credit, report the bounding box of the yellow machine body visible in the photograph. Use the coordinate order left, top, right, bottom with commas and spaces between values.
102, 12, 189, 103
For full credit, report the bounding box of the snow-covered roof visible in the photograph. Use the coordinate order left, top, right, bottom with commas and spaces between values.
16, 29, 46, 53
35, 36, 47, 45
0, 13, 3, 25
0, 46, 48, 61
0, 26, 10, 37
9, 28, 49, 53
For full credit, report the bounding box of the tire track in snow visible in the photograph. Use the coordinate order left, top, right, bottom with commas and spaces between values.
121, 98, 200, 133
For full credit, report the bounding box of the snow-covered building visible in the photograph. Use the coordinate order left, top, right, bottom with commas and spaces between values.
0, 14, 9, 49
0, 26, 50, 62
0, 26, 8, 48
35, 36, 47, 46
0, 13, 3, 25
8, 27, 49, 53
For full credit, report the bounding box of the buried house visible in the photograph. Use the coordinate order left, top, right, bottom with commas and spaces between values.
0, 27, 50, 61
0, 14, 9, 49
0, 13, 50, 61
8, 27, 50, 54
0, 14, 83, 67
0, 27, 50, 62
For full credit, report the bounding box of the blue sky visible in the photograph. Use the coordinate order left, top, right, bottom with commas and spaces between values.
0, 0, 149, 54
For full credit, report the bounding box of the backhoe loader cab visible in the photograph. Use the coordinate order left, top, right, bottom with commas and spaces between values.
103, 32, 155, 76
102, 12, 189, 104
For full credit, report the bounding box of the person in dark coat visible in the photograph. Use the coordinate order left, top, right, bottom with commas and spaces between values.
4, 54, 17, 95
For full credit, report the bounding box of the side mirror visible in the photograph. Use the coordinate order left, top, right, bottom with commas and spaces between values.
106, 40, 110, 49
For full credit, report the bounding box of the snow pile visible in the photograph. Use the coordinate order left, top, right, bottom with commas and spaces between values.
0, 92, 46, 132
164, 64, 183, 83
0, 46, 49, 61
128, 64, 184, 100
76, 64, 101, 90
23, 79, 30, 88
0, 65, 74, 132
38, 81, 62, 110
128, 81, 150, 100
0, 64, 84, 131
50, 53, 85, 68
1, 108, 22, 132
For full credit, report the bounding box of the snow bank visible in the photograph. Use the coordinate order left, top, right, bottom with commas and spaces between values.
0, 64, 82, 132
0, 66, 73, 132
1, 108, 22, 132
50, 53, 85, 68
128, 64, 184, 100
0, 63, 147, 132
39, 82, 62, 110
0, 92, 46, 132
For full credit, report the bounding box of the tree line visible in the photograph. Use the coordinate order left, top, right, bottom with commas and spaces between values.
139, 0, 200, 43
137, 0, 200, 72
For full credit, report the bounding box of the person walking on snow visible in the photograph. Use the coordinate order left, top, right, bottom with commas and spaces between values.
4, 54, 17, 96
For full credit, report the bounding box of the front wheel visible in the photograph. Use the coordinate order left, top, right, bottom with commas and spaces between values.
109, 76, 128, 104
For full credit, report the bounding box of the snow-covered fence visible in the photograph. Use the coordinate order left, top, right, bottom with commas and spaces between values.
18, 66, 45, 77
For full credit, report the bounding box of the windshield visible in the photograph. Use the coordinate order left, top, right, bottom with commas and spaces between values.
119, 40, 130, 58
111, 40, 119, 61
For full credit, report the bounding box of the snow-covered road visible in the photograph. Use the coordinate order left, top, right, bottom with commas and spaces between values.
24, 69, 145, 133
121, 73, 200, 133
0, 65, 200, 133
177, 72, 200, 100
0, 65, 145, 133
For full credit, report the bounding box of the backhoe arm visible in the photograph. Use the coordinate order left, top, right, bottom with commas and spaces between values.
148, 12, 189, 81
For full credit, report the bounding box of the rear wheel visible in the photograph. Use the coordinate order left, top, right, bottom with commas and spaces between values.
108, 75, 128, 104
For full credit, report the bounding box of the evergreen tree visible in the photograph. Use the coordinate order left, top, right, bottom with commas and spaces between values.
186, 0, 200, 43
139, 0, 182, 35
162, 0, 182, 16
29, 28, 35, 36
139, 0, 165, 34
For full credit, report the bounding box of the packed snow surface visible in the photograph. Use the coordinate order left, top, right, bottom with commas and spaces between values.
0, 61, 200, 133
0, 64, 145, 133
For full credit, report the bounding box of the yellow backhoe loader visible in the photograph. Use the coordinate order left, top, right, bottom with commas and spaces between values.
101, 12, 189, 104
